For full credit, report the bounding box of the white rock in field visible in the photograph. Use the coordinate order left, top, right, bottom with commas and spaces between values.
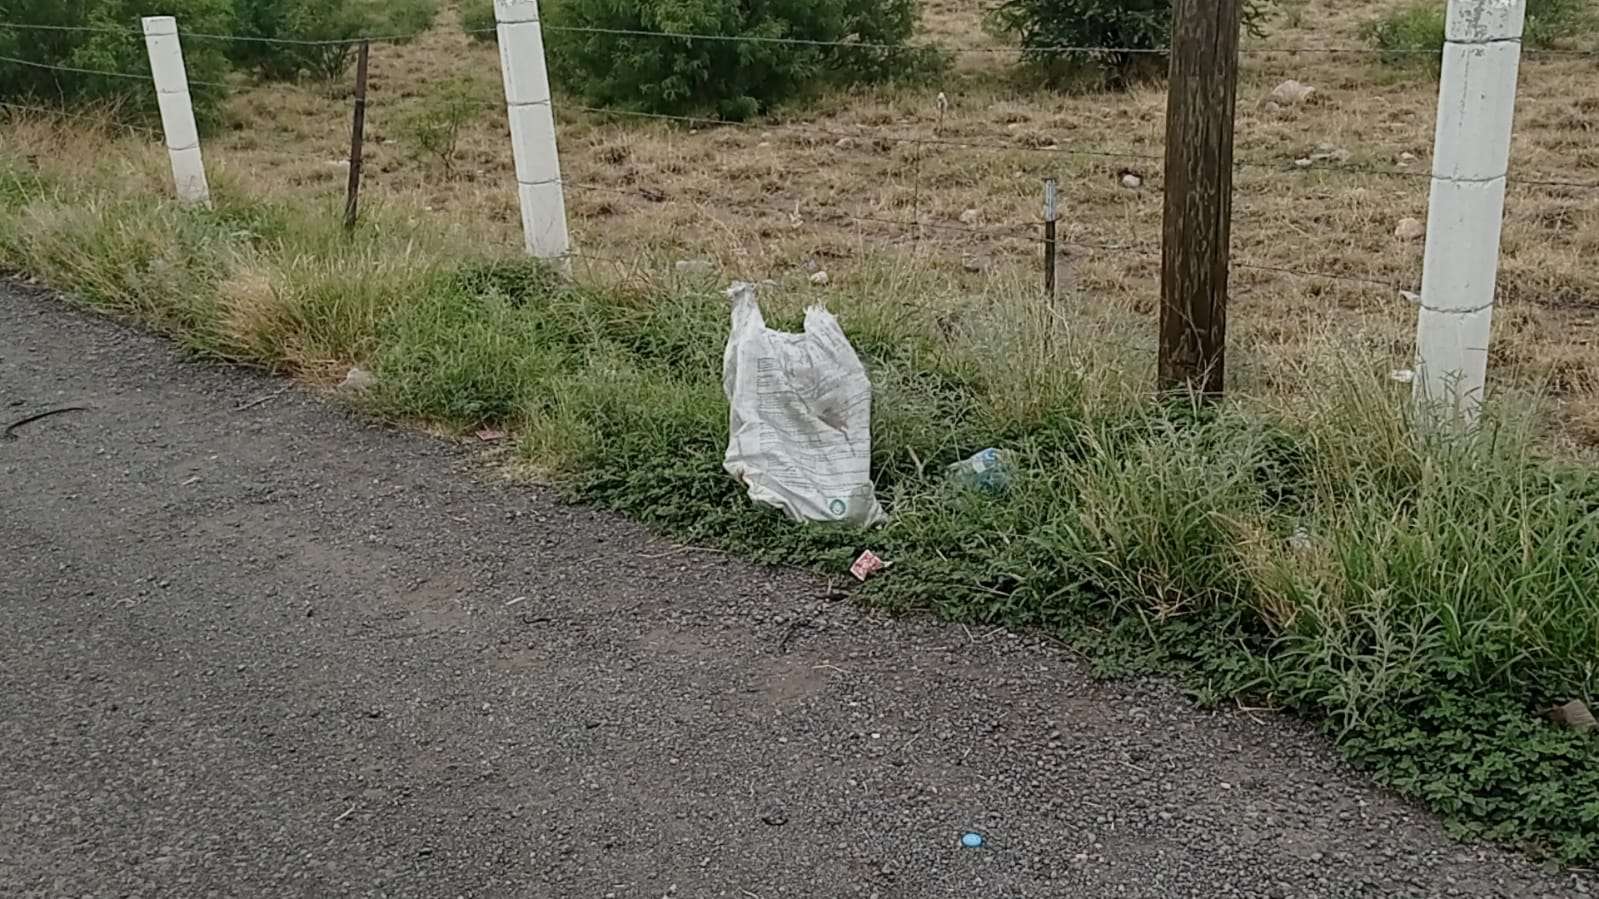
339, 366, 376, 392
961, 256, 986, 274
1394, 217, 1426, 241
1551, 699, 1596, 732
835, 137, 857, 150
1288, 526, 1314, 552
959, 208, 981, 225
1310, 142, 1351, 165
1294, 157, 1314, 169
1399, 151, 1418, 165
809, 270, 830, 286
674, 259, 716, 275
1121, 173, 1144, 190
1267, 79, 1317, 107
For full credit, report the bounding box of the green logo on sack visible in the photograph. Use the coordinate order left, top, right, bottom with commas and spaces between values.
829, 499, 847, 517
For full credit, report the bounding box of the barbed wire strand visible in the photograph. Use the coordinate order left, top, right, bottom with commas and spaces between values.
539, 23, 1599, 58
0, 54, 1583, 192
2, 21, 1595, 189
566, 102, 1166, 163
182, 28, 462, 47
0, 22, 136, 36
0, 52, 229, 89
564, 103, 1597, 190
562, 179, 1426, 356
3, 19, 1599, 57
557, 179, 1577, 326
561, 177, 1427, 300
588, 178, 1589, 315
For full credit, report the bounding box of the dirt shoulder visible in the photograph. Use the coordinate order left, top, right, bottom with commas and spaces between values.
1, 284, 1587, 897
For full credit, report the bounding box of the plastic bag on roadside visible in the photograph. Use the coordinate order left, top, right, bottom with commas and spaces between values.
722, 282, 886, 527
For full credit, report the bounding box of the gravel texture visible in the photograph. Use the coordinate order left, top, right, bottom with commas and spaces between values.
2, 284, 1594, 898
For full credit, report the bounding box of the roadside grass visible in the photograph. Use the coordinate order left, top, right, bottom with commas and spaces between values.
2, 139, 1597, 863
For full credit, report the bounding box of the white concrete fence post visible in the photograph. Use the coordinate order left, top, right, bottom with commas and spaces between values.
141, 16, 210, 206
493, 0, 571, 261
1414, 0, 1526, 419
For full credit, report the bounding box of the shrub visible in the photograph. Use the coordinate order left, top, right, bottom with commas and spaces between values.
399, 76, 493, 177
0, 0, 233, 124
986, 0, 1276, 90
544, 0, 938, 119
460, 0, 496, 41
228, 0, 438, 81
1363, 0, 1593, 65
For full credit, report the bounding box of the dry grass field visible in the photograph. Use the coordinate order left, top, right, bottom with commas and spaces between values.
7, 0, 1599, 441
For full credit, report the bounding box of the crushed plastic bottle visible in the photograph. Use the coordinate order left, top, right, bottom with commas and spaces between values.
947, 448, 1009, 494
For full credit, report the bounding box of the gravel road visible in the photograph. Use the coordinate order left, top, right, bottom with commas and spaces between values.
1, 283, 1592, 898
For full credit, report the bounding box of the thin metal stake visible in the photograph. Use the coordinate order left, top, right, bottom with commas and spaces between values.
343, 40, 370, 232
1043, 177, 1059, 300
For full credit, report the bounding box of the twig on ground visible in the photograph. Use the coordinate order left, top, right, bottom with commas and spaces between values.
233, 386, 290, 412
1235, 697, 1280, 725
1038, 632, 1089, 662
818, 577, 847, 601
333, 804, 356, 822
3, 405, 88, 439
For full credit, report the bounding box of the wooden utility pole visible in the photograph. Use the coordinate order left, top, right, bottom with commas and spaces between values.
1158, 0, 1241, 396
343, 40, 371, 232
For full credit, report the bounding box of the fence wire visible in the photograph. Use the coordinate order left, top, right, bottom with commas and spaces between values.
561, 175, 1427, 307
0, 51, 230, 89
564, 103, 1596, 192
5, 17, 1599, 57
0, 49, 1589, 197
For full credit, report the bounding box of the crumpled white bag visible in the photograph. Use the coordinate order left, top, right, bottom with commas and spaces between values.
722, 282, 886, 527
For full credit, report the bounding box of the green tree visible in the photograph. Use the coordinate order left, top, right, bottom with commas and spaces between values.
545, 0, 938, 120
228, 0, 437, 81
0, 0, 234, 124
1363, 0, 1593, 67
986, 0, 1276, 89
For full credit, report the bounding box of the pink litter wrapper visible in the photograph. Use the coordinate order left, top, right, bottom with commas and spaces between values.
850, 550, 886, 582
